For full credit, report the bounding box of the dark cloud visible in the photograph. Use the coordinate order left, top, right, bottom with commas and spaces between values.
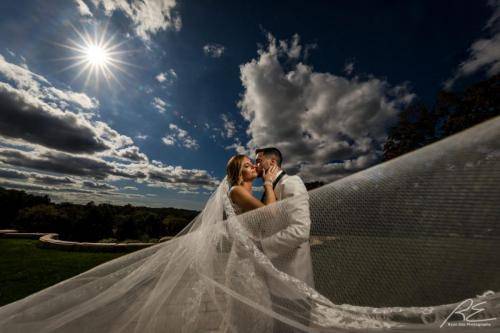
32, 174, 76, 186
0, 56, 146, 163
0, 148, 138, 180
0, 148, 216, 194
0, 84, 108, 154
0, 180, 93, 194
0, 167, 76, 185
203, 43, 225, 58
0, 168, 29, 180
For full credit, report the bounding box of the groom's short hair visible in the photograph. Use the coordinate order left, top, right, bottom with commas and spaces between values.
255, 147, 283, 167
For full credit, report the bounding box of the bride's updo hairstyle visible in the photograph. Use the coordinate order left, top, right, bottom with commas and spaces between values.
226, 154, 246, 187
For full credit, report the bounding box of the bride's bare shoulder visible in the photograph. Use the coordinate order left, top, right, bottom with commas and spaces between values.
229, 185, 247, 199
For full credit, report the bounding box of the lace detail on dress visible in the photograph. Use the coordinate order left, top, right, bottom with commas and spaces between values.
222, 186, 273, 333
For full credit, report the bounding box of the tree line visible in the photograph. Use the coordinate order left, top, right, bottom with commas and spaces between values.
383, 74, 499, 161
0, 187, 198, 243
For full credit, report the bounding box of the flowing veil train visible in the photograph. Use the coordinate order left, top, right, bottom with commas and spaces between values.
0, 116, 499, 332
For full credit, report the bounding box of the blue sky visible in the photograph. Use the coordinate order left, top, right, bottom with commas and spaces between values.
0, 0, 499, 210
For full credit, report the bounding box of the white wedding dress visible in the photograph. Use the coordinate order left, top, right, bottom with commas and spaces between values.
221, 187, 274, 332
0, 116, 499, 332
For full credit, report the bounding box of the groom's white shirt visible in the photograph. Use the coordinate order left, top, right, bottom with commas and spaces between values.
260, 171, 315, 294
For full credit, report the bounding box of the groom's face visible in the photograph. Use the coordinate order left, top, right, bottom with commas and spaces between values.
255, 152, 271, 177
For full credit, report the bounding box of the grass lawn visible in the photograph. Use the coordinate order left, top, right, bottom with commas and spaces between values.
0, 238, 129, 306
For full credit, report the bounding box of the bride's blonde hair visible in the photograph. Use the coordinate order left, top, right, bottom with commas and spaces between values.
226, 155, 247, 187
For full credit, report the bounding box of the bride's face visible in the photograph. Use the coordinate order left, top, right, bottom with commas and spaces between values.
241, 157, 258, 182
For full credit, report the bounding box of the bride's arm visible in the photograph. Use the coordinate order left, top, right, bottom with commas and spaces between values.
262, 181, 276, 205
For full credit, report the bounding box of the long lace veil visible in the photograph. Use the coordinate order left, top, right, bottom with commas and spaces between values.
0, 116, 499, 332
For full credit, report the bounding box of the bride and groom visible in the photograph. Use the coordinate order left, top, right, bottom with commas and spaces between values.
0, 146, 317, 333
223, 147, 315, 332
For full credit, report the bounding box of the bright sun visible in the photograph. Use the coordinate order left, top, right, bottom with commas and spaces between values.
56, 24, 133, 87
85, 45, 110, 66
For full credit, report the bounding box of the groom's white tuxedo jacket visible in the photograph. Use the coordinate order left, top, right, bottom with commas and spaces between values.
260, 171, 315, 296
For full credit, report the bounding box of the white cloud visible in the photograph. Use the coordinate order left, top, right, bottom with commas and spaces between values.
221, 114, 236, 138
147, 160, 218, 190
135, 133, 149, 140
225, 138, 247, 155
279, 33, 302, 59
75, 0, 93, 16
6, 49, 16, 58
344, 60, 355, 75
237, 34, 414, 183
203, 43, 225, 58
93, 0, 181, 40
0, 54, 49, 91
161, 135, 175, 146
445, 1, 500, 88
156, 72, 166, 82
161, 123, 199, 149
45, 87, 99, 109
115, 146, 148, 162
152, 96, 167, 113
155, 68, 177, 84
0, 54, 98, 110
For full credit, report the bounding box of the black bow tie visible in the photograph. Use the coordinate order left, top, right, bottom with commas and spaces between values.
261, 170, 286, 203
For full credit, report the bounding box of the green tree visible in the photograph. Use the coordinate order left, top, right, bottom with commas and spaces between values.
162, 215, 190, 236
383, 103, 437, 161
14, 204, 66, 232
383, 74, 500, 161
0, 187, 50, 229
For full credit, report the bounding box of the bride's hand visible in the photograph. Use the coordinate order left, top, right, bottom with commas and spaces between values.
263, 165, 279, 183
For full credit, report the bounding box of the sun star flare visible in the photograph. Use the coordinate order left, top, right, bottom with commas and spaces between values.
56, 24, 134, 87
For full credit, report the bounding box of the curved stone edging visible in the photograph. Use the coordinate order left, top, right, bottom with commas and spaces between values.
38, 233, 159, 252
0, 229, 173, 253
1, 229, 332, 252
0, 230, 47, 240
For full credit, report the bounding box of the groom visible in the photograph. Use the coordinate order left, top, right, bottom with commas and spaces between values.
255, 147, 314, 332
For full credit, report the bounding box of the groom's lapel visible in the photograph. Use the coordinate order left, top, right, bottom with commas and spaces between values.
273, 172, 287, 200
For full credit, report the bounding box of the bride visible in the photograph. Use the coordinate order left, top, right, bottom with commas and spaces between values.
222, 154, 279, 332
225, 154, 280, 214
